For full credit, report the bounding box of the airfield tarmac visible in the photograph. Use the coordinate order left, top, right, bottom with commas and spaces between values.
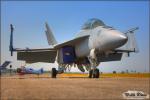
0, 74, 150, 100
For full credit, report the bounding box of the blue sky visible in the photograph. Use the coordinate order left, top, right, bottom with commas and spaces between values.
1, 1, 149, 72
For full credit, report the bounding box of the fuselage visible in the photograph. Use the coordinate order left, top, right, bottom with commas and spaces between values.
75, 24, 127, 57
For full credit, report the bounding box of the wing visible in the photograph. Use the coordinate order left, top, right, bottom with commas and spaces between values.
54, 35, 90, 49
9, 24, 57, 63
16, 35, 89, 63
17, 48, 57, 63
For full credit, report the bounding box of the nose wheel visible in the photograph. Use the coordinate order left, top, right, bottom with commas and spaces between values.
89, 69, 99, 78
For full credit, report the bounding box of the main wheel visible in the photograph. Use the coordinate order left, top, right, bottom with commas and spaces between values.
94, 69, 99, 78
51, 68, 57, 78
89, 70, 93, 78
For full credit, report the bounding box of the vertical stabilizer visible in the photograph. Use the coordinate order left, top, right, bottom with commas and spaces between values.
45, 22, 57, 46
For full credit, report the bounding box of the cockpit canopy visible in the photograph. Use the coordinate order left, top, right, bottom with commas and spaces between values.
82, 18, 105, 30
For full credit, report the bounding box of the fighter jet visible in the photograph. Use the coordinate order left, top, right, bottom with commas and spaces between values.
0, 61, 11, 75
9, 18, 139, 78
0, 61, 11, 70
17, 66, 44, 75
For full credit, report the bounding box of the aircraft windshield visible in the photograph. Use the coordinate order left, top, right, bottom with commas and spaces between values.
82, 18, 105, 30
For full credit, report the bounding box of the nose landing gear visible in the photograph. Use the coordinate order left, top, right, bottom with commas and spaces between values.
88, 49, 100, 78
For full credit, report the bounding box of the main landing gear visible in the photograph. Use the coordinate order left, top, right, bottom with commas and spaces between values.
51, 67, 100, 78
51, 67, 64, 78
89, 68, 99, 78
51, 68, 57, 78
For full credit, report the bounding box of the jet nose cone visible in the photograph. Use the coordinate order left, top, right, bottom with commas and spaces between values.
105, 30, 128, 49
115, 33, 128, 44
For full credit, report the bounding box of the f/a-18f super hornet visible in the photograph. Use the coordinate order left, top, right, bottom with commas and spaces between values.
9, 18, 139, 78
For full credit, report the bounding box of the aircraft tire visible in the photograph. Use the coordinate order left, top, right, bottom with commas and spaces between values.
52, 68, 57, 78
95, 69, 99, 78
89, 70, 93, 78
